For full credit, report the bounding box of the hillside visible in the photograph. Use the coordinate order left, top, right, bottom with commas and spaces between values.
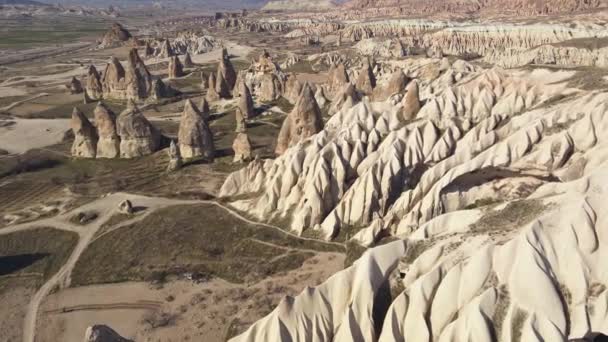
262, 0, 337, 11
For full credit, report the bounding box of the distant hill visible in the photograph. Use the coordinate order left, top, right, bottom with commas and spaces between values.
343, 0, 608, 15
0, 0, 46, 5
262, 0, 337, 11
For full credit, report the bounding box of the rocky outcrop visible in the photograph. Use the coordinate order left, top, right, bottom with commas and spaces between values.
116, 102, 160, 158
144, 42, 154, 58
200, 71, 208, 91
283, 74, 303, 103
94, 102, 120, 158
118, 200, 133, 215
329, 83, 361, 115
355, 59, 376, 95
259, 73, 284, 102
315, 86, 329, 108
231, 168, 608, 340
355, 38, 408, 58
484, 44, 608, 68
159, 39, 174, 58
86, 65, 103, 100
219, 63, 580, 239
253, 50, 280, 74
183, 52, 194, 68
84, 325, 132, 342
401, 79, 420, 121
101, 57, 126, 99
167, 140, 182, 172
168, 56, 184, 79
178, 99, 214, 160
326, 62, 350, 97
216, 70, 232, 99
71, 107, 97, 158
218, 48, 237, 90
206, 73, 220, 102
169, 33, 217, 56
99, 23, 133, 48
236, 81, 254, 121
222, 58, 608, 341
373, 70, 409, 101
199, 97, 211, 120
125, 48, 154, 100
102, 49, 158, 101
233, 132, 253, 163
68, 77, 83, 94
275, 83, 324, 155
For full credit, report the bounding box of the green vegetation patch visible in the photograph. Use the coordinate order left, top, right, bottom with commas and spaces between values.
71, 203, 343, 286
0, 227, 78, 283
0, 17, 109, 49
343, 241, 367, 268
470, 199, 548, 233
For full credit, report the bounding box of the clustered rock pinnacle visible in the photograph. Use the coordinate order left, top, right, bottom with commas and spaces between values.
69, 99, 158, 159
97, 48, 166, 101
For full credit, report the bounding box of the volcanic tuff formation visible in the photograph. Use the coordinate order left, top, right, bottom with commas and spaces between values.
168, 55, 184, 79
85, 65, 103, 100
99, 23, 133, 48
233, 132, 253, 163
275, 83, 324, 155
219, 47, 237, 90
94, 102, 120, 159
101, 49, 161, 101
178, 99, 214, 160
221, 51, 608, 341
116, 102, 160, 158
71, 107, 97, 158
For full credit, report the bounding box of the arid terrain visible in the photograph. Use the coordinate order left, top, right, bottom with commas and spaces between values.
1, 1, 608, 342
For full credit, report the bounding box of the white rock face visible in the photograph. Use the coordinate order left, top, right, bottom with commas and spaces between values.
219, 59, 601, 244
230, 240, 407, 342
213, 19, 608, 342
230, 153, 608, 342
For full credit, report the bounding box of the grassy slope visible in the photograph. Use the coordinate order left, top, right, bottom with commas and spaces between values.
0, 16, 109, 49
72, 203, 343, 286
0, 227, 78, 283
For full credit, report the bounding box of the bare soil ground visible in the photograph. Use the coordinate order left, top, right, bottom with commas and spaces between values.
38, 252, 344, 342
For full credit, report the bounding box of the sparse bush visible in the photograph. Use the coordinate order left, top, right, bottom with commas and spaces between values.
141, 311, 177, 329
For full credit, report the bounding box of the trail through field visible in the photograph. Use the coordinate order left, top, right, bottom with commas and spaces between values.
3, 192, 344, 342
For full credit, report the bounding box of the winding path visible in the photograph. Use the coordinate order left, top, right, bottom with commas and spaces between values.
3, 192, 344, 342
